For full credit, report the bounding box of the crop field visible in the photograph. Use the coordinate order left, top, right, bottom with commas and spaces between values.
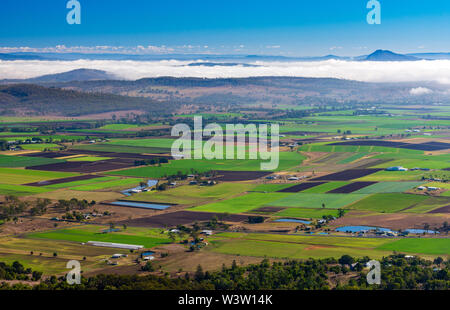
377, 238, 450, 255
0, 105, 449, 281
0, 168, 78, 185
346, 193, 429, 213
129, 183, 256, 205
28, 225, 170, 248
189, 192, 289, 213
267, 193, 368, 209
208, 233, 395, 259
300, 181, 350, 193
274, 208, 340, 219
43, 176, 119, 189
70, 177, 144, 191
0, 154, 64, 168
71, 143, 170, 154
0, 183, 52, 196
111, 152, 306, 178
354, 181, 425, 194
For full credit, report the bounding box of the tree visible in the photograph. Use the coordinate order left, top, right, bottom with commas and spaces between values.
168, 231, 177, 243
338, 255, 354, 266
195, 265, 204, 281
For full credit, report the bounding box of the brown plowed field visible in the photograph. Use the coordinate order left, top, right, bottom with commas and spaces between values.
328, 182, 377, 193
311, 169, 382, 181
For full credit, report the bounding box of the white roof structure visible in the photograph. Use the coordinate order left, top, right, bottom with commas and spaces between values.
87, 241, 144, 250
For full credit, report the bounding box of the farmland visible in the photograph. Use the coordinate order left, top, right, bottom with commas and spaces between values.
0, 98, 449, 282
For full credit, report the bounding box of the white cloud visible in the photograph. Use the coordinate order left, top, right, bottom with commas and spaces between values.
1, 59, 450, 84
0, 45, 175, 54
409, 87, 433, 95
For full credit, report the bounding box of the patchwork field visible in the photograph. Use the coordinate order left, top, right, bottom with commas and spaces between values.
347, 193, 429, 213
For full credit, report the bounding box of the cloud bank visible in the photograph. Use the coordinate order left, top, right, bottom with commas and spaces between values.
1, 59, 450, 84
409, 87, 433, 95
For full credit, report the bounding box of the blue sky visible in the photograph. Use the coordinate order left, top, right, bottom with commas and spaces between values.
1, 0, 450, 56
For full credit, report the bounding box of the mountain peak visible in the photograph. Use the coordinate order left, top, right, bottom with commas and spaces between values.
364, 50, 419, 61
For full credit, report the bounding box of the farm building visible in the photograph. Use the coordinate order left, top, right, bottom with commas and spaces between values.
86, 241, 144, 250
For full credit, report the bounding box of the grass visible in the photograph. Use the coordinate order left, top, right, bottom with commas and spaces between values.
28, 226, 170, 249
0, 154, 64, 168
337, 153, 369, 164
0, 183, 53, 196
377, 238, 450, 256
354, 181, 425, 194
401, 196, 450, 213
20, 144, 61, 151
70, 178, 144, 191
301, 181, 350, 193
110, 152, 306, 178
356, 170, 426, 182
44, 176, 120, 189
373, 159, 450, 170
267, 193, 368, 209
251, 184, 294, 192
347, 193, 429, 213
274, 208, 340, 219
189, 192, 289, 213
129, 183, 256, 205
209, 233, 393, 259
67, 156, 113, 162
0, 168, 78, 185
71, 144, 170, 154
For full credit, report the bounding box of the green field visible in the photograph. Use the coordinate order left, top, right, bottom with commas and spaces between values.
20, 143, 62, 151
110, 152, 306, 178
267, 193, 368, 209
301, 181, 350, 193
0, 183, 53, 196
70, 178, 144, 191
190, 192, 289, 213
67, 156, 113, 162
354, 181, 425, 194
28, 226, 170, 248
377, 238, 450, 255
130, 183, 256, 205
71, 143, 170, 154
0, 155, 64, 168
251, 184, 293, 192
0, 168, 78, 185
274, 208, 340, 219
209, 233, 394, 259
44, 176, 120, 189
347, 193, 429, 213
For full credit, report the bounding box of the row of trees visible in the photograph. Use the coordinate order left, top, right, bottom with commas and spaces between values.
1, 254, 448, 290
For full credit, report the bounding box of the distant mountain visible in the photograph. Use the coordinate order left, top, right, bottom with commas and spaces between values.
25, 69, 117, 83
363, 50, 419, 61
187, 62, 260, 67
1, 69, 118, 84
0, 53, 45, 60
407, 52, 450, 60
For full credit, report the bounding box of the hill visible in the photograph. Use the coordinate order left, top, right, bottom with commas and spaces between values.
0, 84, 172, 116
364, 50, 419, 61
